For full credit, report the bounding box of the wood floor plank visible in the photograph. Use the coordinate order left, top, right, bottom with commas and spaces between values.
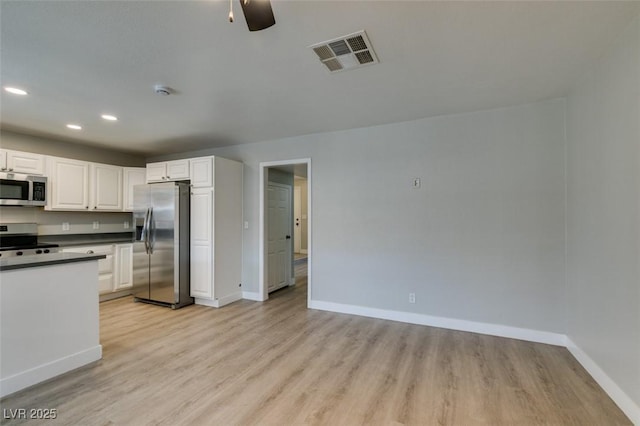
0, 260, 631, 425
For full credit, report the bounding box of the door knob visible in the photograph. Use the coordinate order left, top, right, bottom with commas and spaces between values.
286, 235, 291, 239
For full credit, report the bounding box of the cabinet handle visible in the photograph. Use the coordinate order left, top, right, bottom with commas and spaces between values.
87, 250, 94, 254
85, 206, 89, 209
8, 168, 13, 172
166, 175, 170, 179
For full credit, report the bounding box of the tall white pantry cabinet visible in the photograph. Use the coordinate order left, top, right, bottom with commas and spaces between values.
189, 156, 243, 308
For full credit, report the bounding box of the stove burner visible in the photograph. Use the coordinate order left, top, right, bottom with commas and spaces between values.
0, 223, 59, 258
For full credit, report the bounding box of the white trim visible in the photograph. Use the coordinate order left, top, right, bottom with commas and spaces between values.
0, 345, 102, 398
566, 338, 640, 425
99, 289, 132, 302
242, 291, 264, 301
259, 159, 312, 306
194, 292, 242, 308
308, 300, 566, 346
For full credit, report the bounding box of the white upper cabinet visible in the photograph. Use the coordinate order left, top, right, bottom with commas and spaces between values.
146, 160, 189, 182
145, 162, 166, 182
90, 163, 123, 211
0, 149, 45, 175
47, 157, 90, 210
47, 157, 123, 211
189, 157, 213, 188
123, 167, 146, 211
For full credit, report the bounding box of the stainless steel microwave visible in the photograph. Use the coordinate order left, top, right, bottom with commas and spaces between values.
0, 172, 47, 206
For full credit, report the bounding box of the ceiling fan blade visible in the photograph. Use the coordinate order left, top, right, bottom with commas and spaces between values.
239, 0, 275, 32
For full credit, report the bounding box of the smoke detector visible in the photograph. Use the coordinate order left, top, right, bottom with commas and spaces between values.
309, 30, 378, 73
154, 85, 172, 96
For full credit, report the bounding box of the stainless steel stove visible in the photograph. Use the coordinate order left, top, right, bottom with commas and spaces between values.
0, 223, 59, 258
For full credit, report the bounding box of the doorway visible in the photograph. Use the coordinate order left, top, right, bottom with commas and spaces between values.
259, 159, 311, 306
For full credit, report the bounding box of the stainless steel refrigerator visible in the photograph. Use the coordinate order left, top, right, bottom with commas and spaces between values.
132, 182, 193, 309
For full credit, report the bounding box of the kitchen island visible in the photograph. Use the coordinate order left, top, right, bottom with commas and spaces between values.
0, 252, 105, 398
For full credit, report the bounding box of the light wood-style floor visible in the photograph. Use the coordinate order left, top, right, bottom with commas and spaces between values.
1, 260, 631, 425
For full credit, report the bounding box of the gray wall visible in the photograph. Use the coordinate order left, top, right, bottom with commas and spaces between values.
152, 97, 567, 334
566, 14, 640, 410
0, 130, 145, 166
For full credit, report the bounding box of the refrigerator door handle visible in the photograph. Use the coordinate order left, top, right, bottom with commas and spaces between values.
148, 207, 155, 254
141, 207, 150, 254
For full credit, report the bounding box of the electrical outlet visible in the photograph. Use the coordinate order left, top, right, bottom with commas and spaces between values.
412, 178, 421, 189
409, 293, 416, 304
124, 221, 129, 229
93, 221, 100, 230
62, 222, 70, 231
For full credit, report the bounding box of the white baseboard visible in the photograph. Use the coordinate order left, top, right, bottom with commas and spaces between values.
195, 292, 243, 308
0, 345, 102, 398
242, 291, 264, 301
566, 338, 640, 425
99, 289, 131, 302
308, 300, 566, 346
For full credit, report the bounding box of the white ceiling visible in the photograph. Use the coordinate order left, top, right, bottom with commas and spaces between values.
1, 1, 638, 157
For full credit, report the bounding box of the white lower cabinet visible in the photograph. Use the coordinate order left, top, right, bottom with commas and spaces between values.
190, 156, 243, 308
62, 242, 133, 298
190, 188, 213, 299
62, 245, 114, 295
114, 243, 133, 291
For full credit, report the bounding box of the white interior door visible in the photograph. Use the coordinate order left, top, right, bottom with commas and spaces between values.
267, 183, 292, 292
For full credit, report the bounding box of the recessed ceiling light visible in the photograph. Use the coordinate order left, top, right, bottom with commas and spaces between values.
101, 114, 118, 121
66, 124, 82, 130
4, 86, 28, 96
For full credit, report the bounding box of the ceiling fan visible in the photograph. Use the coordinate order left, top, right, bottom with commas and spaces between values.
229, 0, 275, 32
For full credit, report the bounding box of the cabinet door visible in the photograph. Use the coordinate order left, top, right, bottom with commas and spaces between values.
115, 244, 133, 290
190, 187, 213, 299
91, 163, 123, 211
190, 157, 213, 188
48, 157, 90, 210
7, 150, 45, 175
166, 160, 190, 180
123, 168, 146, 211
146, 162, 166, 182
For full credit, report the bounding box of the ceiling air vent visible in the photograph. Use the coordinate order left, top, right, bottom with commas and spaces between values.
309, 30, 378, 73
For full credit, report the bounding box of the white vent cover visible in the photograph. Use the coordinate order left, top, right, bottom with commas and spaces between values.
309, 30, 378, 73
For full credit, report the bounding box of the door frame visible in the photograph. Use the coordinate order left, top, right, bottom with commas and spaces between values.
294, 185, 302, 254
259, 158, 311, 305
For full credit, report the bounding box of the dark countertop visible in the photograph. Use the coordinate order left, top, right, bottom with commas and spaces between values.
0, 252, 107, 271
39, 232, 135, 247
